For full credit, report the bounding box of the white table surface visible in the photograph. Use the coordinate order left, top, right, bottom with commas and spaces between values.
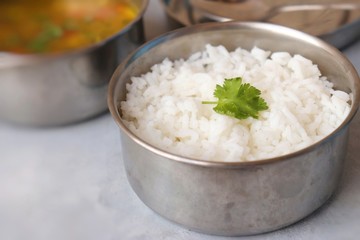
1, 1, 360, 239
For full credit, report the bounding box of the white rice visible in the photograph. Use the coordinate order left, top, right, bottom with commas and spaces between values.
121, 44, 351, 162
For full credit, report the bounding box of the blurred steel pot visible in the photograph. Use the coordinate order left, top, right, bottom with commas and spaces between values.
0, 0, 148, 126
108, 22, 360, 236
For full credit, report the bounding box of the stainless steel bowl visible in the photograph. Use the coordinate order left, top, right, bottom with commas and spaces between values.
0, 0, 148, 127
108, 22, 360, 236
161, 0, 360, 49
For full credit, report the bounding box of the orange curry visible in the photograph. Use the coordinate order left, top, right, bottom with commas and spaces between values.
0, 0, 138, 54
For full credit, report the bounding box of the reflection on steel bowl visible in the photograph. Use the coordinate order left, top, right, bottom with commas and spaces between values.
0, 0, 148, 126
108, 22, 360, 236
161, 0, 360, 49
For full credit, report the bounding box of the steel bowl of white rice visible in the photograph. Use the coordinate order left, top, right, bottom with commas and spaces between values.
108, 21, 360, 236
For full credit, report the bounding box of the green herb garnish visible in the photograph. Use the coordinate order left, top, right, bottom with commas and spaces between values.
202, 77, 268, 120
28, 21, 63, 52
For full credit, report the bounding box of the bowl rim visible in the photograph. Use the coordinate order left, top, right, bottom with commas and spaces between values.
0, 0, 149, 66
108, 21, 360, 168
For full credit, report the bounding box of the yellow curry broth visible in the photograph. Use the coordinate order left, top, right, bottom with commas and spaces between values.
0, 0, 138, 54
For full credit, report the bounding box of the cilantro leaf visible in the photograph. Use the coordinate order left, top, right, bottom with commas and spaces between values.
28, 21, 63, 53
202, 77, 268, 120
